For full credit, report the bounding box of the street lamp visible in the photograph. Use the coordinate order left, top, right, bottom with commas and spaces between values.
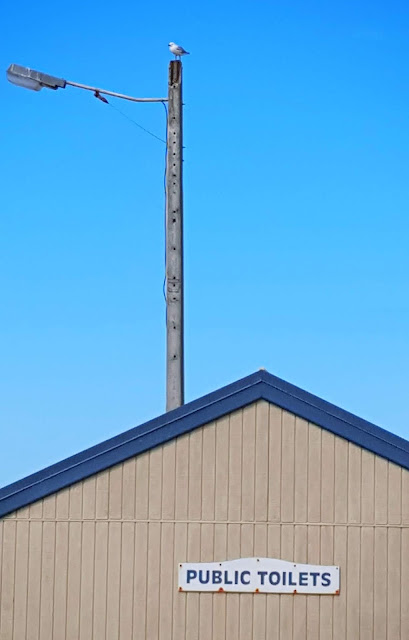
7, 61, 184, 412
6, 63, 168, 103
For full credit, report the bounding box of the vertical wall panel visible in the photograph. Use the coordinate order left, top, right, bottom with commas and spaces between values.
279, 525, 294, 638
348, 445, 362, 524
307, 425, 321, 523
188, 430, 203, 522
239, 524, 254, 640
1, 520, 16, 640
254, 523, 267, 557
135, 453, 149, 521
334, 438, 348, 523
106, 522, 121, 640
306, 526, 320, 638
266, 525, 281, 639
148, 449, 163, 521
186, 523, 201, 640
267, 524, 281, 557
26, 521, 42, 640
401, 529, 409, 637
319, 525, 334, 638
199, 523, 213, 639
146, 522, 161, 639
214, 523, 228, 560
42, 495, 56, 520
121, 459, 136, 521
294, 524, 307, 563
268, 405, 282, 523
321, 431, 335, 523
53, 521, 68, 640
79, 521, 95, 640
241, 405, 256, 522
213, 525, 227, 640
374, 458, 388, 524
133, 523, 148, 639
108, 465, 123, 520
360, 527, 374, 640
294, 418, 308, 523
95, 471, 109, 520
119, 522, 135, 640
346, 526, 360, 637
82, 477, 96, 520
39, 521, 55, 640
361, 452, 375, 524
255, 402, 269, 522
281, 413, 295, 523
215, 416, 229, 521
173, 522, 187, 639
201, 423, 216, 521
253, 525, 267, 640
93, 522, 108, 639
175, 437, 189, 521
388, 464, 402, 524
226, 525, 240, 640
13, 520, 29, 640
387, 528, 401, 639
293, 525, 308, 640
69, 483, 83, 520
228, 410, 242, 522
56, 489, 69, 520
333, 526, 347, 640
29, 500, 42, 520
373, 527, 387, 640
253, 594, 267, 640
159, 522, 175, 640
162, 443, 176, 521
402, 471, 409, 525
66, 522, 81, 640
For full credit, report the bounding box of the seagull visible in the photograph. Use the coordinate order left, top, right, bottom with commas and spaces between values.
169, 42, 190, 59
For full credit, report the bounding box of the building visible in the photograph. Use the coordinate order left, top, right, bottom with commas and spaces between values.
0, 369, 408, 639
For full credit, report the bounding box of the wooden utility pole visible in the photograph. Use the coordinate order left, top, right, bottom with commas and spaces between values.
166, 60, 184, 411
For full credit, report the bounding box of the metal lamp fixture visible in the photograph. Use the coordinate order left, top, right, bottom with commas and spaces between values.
7, 64, 66, 92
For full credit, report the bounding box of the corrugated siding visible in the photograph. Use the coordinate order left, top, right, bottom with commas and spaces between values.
1, 400, 409, 639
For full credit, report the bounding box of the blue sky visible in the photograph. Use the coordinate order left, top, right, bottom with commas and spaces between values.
1, 0, 408, 486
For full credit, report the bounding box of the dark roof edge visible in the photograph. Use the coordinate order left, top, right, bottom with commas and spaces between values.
259, 371, 409, 465
1, 369, 408, 518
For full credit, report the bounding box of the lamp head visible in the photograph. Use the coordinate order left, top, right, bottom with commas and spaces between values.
7, 64, 66, 91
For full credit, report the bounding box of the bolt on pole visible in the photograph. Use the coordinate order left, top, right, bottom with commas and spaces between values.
166, 60, 184, 411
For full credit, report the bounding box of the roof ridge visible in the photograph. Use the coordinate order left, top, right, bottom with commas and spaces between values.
1, 369, 408, 518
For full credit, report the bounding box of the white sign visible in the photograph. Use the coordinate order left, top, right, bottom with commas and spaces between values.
179, 557, 339, 595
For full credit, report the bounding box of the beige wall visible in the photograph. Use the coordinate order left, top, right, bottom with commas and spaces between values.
1, 400, 409, 639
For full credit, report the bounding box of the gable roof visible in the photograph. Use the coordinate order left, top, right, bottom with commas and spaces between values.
1, 369, 409, 518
